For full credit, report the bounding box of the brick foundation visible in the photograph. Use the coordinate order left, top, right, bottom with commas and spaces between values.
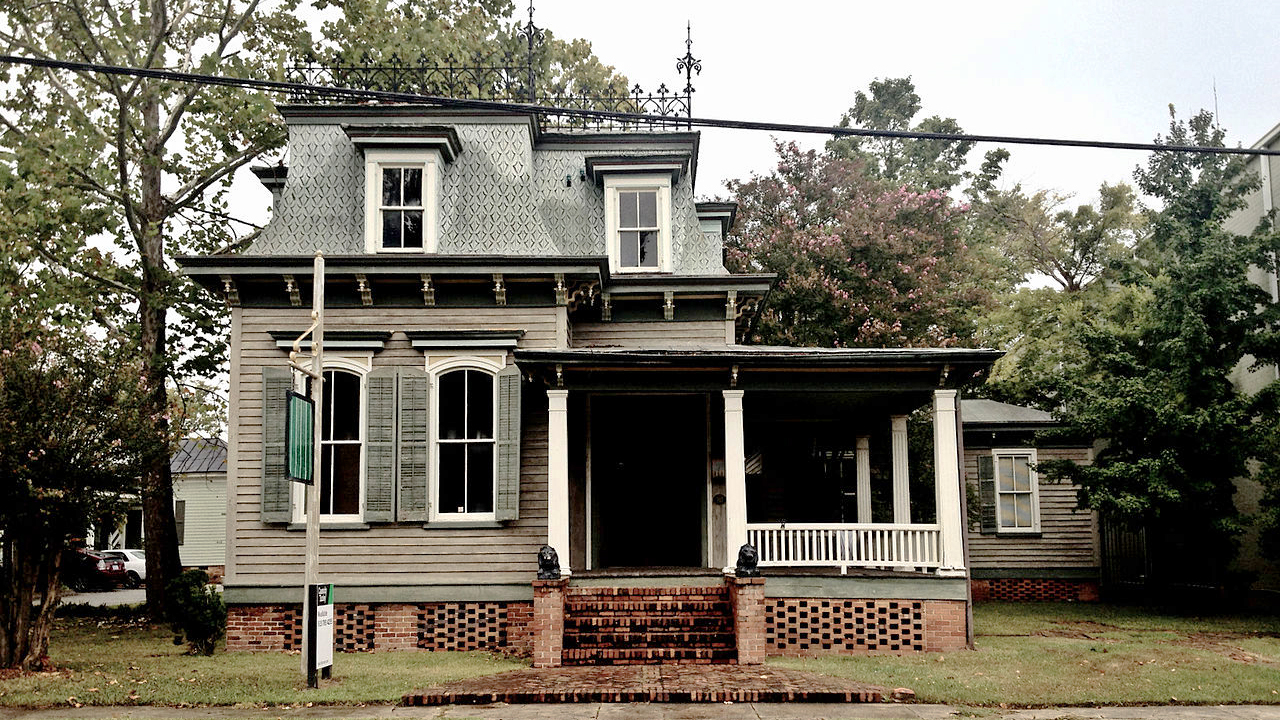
971, 578, 1100, 602
765, 598, 968, 655
531, 578, 567, 668
226, 601, 534, 655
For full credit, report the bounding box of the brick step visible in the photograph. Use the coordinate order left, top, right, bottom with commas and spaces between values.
564, 600, 730, 615
564, 631, 735, 649
566, 615, 732, 632
562, 647, 737, 665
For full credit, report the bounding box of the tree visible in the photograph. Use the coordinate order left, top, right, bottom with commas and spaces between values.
1039, 109, 1280, 590
0, 0, 626, 616
725, 142, 993, 347
825, 76, 979, 194
0, 319, 151, 669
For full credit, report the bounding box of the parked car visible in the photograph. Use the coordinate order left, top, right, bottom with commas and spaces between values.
62, 547, 128, 592
102, 549, 146, 588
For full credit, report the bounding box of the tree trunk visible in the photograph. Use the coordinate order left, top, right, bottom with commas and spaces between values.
138, 0, 183, 617
0, 533, 62, 670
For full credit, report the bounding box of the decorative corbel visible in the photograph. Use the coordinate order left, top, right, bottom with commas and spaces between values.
730, 364, 739, 389
493, 273, 507, 306
938, 363, 952, 388
283, 274, 301, 307
663, 291, 675, 321
355, 273, 372, 306
567, 280, 598, 312
725, 290, 737, 320
600, 292, 612, 321
219, 275, 240, 308
554, 273, 568, 306
420, 274, 435, 306
555, 363, 564, 388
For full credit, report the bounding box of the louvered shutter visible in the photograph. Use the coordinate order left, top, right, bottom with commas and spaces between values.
398, 367, 431, 522
978, 454, 997, 534
260, 367, 293, 523
494, 364, 523, 521
364, 367, 398, 522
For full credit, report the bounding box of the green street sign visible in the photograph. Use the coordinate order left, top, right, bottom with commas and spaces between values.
286, 390, 315, 484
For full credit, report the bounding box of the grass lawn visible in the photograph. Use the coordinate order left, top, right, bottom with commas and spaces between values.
0, 610, 524, 708
771, 601, 1280, 707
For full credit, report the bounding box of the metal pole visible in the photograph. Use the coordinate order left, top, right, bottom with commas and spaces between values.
304, 253, 324, 686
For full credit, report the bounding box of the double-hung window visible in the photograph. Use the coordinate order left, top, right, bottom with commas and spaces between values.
604, 174, 671, 273
435, 368, 496, 517
313, 369, 363, 518
379, 167, 424, 250
993, 449, 1039, 532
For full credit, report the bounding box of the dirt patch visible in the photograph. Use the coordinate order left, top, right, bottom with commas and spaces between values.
1174, 632, 1280, 665
1035, 620, 1124, 640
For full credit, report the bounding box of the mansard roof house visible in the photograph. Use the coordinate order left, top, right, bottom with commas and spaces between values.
178, 46, 1001, 663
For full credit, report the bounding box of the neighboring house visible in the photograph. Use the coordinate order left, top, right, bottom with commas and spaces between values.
961, 399, 1098, 602
106, 438, 228, 577
1223, 121, 1280, 605
170, 438, 229, 575
176, 53, 1002, 663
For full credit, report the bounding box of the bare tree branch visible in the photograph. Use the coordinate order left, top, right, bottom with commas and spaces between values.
165, 140, 271, 211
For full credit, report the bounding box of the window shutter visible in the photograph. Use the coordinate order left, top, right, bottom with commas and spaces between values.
398, 367, 430, 522
364, 367, 398, 522
175, 500, 186, 546
260, 367, 293, 524
494, 364, 523, 521
978, 454, 997, 535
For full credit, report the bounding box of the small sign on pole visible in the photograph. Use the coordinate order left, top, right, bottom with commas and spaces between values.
306, 583, 333, 687
286, 390, 315, 484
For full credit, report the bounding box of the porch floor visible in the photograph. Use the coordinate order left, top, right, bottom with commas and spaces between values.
402, 665, 885, 705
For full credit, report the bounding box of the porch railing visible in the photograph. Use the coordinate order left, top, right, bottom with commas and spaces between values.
746, 523, 943, 573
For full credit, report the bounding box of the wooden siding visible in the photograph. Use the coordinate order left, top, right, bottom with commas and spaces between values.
965, 446, 1098, 570
571, 321, 730, 348
229, 306, 556, 589
175, 472, 227, 567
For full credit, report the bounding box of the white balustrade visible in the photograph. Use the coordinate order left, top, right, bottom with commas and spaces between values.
745, 523, 942, 573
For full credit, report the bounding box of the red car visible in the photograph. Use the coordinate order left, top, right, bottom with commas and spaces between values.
62, 548, 128, 592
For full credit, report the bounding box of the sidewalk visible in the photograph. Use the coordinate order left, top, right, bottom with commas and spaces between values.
4, 704, 1280, 720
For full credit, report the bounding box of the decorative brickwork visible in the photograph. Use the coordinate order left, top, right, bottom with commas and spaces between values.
561, 585, 736, 666
766, 599, 971, 655
226, 601, 533, 655
971, 578, 1100, 603
727, 577, 765, 665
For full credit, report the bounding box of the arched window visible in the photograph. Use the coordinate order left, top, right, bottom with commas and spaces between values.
436, 368, 495, 516
317, 369, 362, 516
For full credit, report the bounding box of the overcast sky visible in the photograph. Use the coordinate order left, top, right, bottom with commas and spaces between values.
231, 0, 1280, 227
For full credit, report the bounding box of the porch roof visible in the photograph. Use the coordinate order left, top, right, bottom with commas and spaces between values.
515, 344, 1002, 390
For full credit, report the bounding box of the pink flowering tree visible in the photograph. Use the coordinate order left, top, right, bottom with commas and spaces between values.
726, 142, 993, 347
0, 319, 152, 670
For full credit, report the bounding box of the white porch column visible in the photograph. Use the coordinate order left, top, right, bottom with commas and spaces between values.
547, 389, 571, 574
933, 389, 966, 576
890, 415, 911, 524
723, 390, 748, 569
855, 436, 872, 523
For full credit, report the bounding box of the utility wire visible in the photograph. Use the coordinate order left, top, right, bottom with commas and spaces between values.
4, 53, 1279, 158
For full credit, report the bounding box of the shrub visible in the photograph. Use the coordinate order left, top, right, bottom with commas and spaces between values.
166, 569, 226, 655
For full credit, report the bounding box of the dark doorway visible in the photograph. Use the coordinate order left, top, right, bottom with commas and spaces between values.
591, 394, 706, 568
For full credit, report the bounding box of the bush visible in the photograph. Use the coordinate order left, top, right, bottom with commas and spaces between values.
166, 569, 226, 655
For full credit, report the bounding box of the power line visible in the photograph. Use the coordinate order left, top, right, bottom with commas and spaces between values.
4, 53, 1279, 158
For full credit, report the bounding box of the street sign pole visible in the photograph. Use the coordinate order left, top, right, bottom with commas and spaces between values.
304, 253, 325, 687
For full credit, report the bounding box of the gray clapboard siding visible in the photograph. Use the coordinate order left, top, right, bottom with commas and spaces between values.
965, 447, 1098, 570
229, 306, 552, 589
572, 321, 730, 348
174, 472, 227, 567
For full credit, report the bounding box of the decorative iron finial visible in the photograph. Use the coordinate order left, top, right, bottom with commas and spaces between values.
676, 21, 701, 115
517, 1, 545, 102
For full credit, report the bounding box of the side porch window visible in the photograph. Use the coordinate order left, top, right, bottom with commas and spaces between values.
978, 448, 1040, 534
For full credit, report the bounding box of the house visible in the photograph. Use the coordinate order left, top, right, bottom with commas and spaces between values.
961, 399, 1098, 602
176, 51, 1002, 664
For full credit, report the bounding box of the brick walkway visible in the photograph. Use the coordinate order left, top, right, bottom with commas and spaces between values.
402, 665, 885, 705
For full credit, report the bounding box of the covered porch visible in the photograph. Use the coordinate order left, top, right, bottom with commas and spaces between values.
517, 346, 1001, 579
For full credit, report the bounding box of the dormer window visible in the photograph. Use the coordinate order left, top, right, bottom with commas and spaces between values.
605, 175, 672, 273
380, 166, 424, 249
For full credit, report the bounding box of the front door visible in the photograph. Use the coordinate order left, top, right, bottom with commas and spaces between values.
591, 394, 706, 568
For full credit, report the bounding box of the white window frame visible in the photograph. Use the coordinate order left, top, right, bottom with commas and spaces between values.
427, 354, 504, 523
364, 148, 441, 254
991, 448, 1041, 534
604, 174, 672, 273
291, 354, 372, 525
